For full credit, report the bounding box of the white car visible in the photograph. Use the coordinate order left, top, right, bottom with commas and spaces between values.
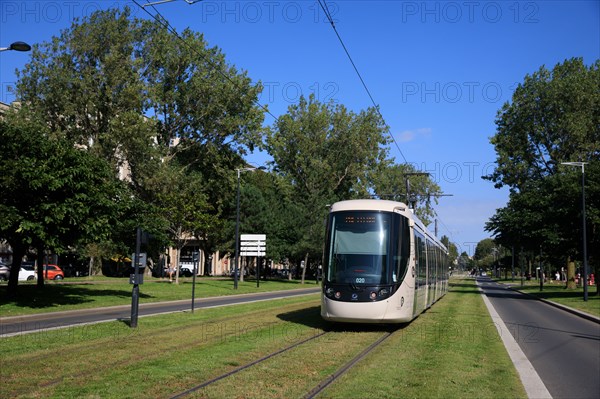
18, 266, 36, 281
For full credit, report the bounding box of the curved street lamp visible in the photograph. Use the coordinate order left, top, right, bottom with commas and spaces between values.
561, 161, 588, 301
233, 166, 266, 289
0, 41, 32, 52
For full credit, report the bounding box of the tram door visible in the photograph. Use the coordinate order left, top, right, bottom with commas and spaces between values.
413, 231, 427, 316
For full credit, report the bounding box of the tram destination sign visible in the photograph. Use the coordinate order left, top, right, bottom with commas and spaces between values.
240, 234, 266, 257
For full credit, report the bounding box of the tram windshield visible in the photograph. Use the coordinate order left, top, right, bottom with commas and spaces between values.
326, 211, 391, 285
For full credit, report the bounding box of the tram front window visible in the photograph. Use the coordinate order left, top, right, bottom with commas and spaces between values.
327, 212, 391, 285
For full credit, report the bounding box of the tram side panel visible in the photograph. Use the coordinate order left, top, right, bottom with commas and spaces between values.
412, 230, 428, 318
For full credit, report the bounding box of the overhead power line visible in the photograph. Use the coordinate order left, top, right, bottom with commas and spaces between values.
136, 0, 411, 167
133, 0, 278, 122
317, 0, 408, 165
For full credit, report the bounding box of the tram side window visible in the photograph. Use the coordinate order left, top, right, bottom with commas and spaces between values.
415, 232, 426, 288
394, 215, 410, 282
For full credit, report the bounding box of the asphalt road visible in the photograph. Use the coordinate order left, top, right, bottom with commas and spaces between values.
0, 287, 320, 338
477, 277, 600, 399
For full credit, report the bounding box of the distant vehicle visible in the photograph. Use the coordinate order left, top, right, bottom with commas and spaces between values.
179, 264, 197, 277
19, 265, 36, 281
42, 264, 65, 280
273, 268, 291, 278
229, 268, 248, 278
0, 263, 11, 281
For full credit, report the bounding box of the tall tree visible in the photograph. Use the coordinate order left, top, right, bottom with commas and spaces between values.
485, 58, 599, 191
15, 7, 266, 267
266, 95, 390, 280
485, 58, 600, 292
146, 163, 211, 284
0, 110, 125, 298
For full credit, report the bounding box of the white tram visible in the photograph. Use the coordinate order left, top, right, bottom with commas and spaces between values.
321, 199, 449, 323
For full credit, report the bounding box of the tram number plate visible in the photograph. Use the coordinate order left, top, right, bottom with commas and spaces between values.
355, 277, 365, 283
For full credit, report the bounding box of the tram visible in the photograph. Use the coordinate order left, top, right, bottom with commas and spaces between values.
321, 199, 449, 323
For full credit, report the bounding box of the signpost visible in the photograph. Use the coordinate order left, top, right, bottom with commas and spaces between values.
240, 234, 266, 257
240, 234, 266, 287
191, 252, 198, 313
130, 227, 145, 328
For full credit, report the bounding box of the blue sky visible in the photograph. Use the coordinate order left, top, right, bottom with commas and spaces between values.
1, 1, 599, 255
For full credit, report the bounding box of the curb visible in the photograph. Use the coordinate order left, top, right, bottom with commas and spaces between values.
477, 281, 552, 399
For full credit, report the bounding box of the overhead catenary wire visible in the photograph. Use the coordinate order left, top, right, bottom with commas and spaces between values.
317, 0, 408, 165
132, 0, 279, 122
135, 0, 460, 249
318, 1, 457, 243
137, 0, 408, 165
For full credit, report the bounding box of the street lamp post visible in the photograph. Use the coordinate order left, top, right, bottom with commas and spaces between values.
233, 166, 265, 289
561, 162, 588, 301
0, 41, 31, 52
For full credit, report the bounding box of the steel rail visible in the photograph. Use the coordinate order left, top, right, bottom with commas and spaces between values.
170, 330, 330, 399
303, 330, 395, 399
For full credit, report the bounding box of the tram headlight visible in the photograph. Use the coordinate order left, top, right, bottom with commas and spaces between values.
369, 291, 377, 300
325, 287, 335, 298
334, 291, 342, 299
378, 288, 390, 298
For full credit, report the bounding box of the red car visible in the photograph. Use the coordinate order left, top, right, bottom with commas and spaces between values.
42, 264, 65, 280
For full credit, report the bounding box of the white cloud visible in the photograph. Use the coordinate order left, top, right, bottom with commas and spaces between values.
396, 127, 432, 142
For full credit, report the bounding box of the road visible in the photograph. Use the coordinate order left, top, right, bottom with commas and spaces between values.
0, 287, 320, 338
477, 277, 600, 399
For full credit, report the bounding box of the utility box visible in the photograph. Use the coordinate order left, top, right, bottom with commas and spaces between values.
129, 252, 147, 284
129, 273, 144, 284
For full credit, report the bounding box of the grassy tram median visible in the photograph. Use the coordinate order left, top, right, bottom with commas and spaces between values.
0, 278, 525, 398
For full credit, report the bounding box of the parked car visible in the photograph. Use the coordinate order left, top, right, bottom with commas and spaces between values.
19, 265, 36, 281
0, 263, 11, 281
180, 264, 197, 277
229, 268, 249, 278
42, 264, 65, 280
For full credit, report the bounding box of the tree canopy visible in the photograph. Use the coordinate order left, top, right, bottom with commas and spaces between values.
485, 58, 599, 289
0, 111, 126, 297
3, 6, 456, 294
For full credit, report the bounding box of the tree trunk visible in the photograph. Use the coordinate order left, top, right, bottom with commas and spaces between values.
36, 245, 45, 288
566, 258, 576, 289
301, 253, 308, 284
175, 246, 181, 284
6, 242, 26, 299
240, 257, 245, 283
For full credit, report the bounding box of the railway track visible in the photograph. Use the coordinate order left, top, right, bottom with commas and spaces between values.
169, 327, 398, 399
303, 330, 394, 398
170, 330, 330, 398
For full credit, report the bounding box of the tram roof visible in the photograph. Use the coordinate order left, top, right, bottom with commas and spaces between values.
330, 199, 409, 213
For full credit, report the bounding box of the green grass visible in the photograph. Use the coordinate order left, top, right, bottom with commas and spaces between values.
321, 278, 526, 398
494, 277, 600, 318
0, 276, 316, 316
0, 278, 526, 398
